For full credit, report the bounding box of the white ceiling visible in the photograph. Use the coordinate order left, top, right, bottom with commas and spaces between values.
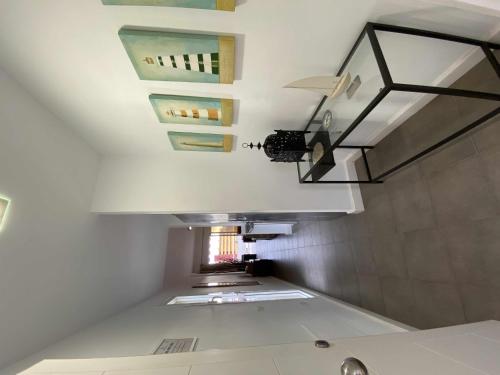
0, 0, 498, 157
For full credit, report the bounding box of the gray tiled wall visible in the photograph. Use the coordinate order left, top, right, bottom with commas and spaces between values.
256, 55, 500, 329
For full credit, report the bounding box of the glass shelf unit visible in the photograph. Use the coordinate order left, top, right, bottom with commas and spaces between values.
297, 22, 500, 184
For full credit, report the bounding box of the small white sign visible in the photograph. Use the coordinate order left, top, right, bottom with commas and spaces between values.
153, 338, 198, 354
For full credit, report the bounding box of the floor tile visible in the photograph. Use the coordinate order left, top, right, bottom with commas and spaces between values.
358, 181, 387, 210
412, 280, 466, 329
480, 146, 500, 205
318, 220, 334, 245
339, 275, 361, 306
364, 191, 398, 237
403, 229, 454, 282
371, 234, 408, 278
374, 127, 413, 174
476, 217, 500, 288
384, 163, 422, 187
358, 275, 386, 315
439, 221, 489, 285
494, 286, 500, 321
334, 242, 361, 305
401, 95, 464, 156
350, 236, 377, 276
344, 212, 370, 240
380, 277, 418, 328
454, 95, 499, 132
458, 284, 497, 323
311, 223, 322, 246
427, 155, 498, 224
452, 56, 500, 94
322, 248, 343, 298
329, 217, 349, 242
472, 116, 500, 152
418, 136, 477, 178
386, 165, 435, 233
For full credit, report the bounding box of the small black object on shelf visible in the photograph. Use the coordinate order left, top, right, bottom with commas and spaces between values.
243, 130, 310, 163
307, 129, 336, 182
242, 254, 257, 262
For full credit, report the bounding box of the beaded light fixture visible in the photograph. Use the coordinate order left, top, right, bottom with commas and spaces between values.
243, 130, 310, 163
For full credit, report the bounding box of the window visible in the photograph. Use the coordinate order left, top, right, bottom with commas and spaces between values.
209, 226, 240, 264
167, 290, 314, 305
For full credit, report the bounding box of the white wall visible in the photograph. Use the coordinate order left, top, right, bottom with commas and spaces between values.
2, 275, 408, 375
84, 0, 500, 215
163, 227, 208, 286
0, 67, 170, 371
163, 228, 199, 287
91, 155, 355, 213
3, 1, 499, 215
427, 0, 500, 15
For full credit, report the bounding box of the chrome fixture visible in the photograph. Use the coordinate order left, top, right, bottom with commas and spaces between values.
341, 357, 368, 375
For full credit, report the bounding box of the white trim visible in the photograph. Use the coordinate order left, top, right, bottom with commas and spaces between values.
344, 157, 365, 214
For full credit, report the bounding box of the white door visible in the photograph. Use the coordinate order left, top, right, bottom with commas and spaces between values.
21, 321, 500, 375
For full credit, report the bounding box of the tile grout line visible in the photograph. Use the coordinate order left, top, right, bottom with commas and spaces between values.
472, 132, 500, 212
417, 161, 468, 324
373, 165, 411, 318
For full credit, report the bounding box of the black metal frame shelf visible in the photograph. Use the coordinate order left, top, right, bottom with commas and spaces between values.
297, 22, 500, 184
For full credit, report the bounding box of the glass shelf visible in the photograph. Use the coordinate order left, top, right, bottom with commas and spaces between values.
299, 32, 384, 182
297, 23, 500, 184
